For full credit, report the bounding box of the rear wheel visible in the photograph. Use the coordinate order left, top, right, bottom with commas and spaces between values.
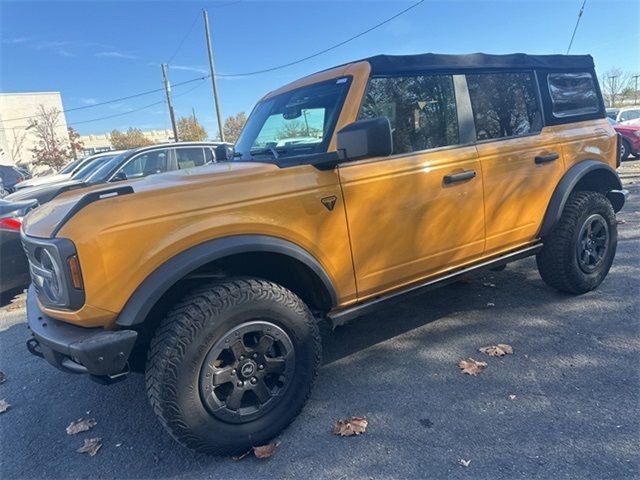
536, 191, 617, 294
145, 278, 321, 455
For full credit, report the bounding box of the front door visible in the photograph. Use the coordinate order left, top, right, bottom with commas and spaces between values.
338, 73, 485, 299
465, 72, 566, 253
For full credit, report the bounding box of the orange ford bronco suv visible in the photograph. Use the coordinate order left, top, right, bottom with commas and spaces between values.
22, 53, 627, 454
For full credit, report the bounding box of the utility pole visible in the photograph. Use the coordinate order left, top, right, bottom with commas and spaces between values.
203, 9, 225, 142
161, 64, 179, 142
632, 74, 640, 105
608, 75, 618, 108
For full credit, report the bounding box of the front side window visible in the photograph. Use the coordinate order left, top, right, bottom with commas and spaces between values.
115, 148, 170, 180
467, 72, 542, 140
234, 77, 351, 162
548, 72, 599, 118
359, 75, 459, 155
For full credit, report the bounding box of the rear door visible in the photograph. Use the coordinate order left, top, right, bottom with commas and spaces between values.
467, 71, 566, 254
338, 73, 485, 299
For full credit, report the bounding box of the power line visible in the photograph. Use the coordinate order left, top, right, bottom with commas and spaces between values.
566, 0, 587, 54
216, 0, 426, 77
0, 75, 210, 124
167, 12, 201, 64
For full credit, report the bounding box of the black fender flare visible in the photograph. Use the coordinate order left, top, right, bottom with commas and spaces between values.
115, 235, 338, 327
539, 160, 624, 238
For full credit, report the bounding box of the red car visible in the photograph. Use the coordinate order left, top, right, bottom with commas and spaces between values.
608, 117, 640, 160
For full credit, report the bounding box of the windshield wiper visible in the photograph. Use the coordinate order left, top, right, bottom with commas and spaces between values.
250, 147, 286, 160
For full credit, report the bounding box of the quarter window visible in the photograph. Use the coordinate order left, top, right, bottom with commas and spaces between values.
467, 72, 542, 140
547, 72, 599, 118
359, 75, 459, 155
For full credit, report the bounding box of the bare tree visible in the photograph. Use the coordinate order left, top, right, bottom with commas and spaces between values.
601, 68, 632, 108
10, 128, 28, 164
28, 105, 71, 171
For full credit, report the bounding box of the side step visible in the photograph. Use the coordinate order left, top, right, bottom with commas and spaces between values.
328, 243, 542, 327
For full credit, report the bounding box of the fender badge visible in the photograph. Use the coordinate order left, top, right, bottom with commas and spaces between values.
321, 196, 337, 211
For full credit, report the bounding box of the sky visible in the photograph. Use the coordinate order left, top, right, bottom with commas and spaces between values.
1, 0, 638, 138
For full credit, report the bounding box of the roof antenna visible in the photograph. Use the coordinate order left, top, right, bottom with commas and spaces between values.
566, 0, 587, 54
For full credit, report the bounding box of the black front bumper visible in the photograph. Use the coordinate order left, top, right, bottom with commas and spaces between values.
26, 286, 137, 378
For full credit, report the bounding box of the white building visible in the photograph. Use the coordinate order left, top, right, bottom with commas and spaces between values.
0, 92, 69, 169
79, 129, 174, 155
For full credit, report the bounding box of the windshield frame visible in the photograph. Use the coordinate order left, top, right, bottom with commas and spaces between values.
233, 76, 353, 164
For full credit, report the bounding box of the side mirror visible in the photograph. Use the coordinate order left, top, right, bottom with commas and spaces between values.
111, 171, 127, 182
215, 144, 234, 162
336, 117, 393, 162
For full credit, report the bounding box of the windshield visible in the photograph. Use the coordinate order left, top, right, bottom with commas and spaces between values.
72, 155, 116, 180
59, 157, 84, 174
84, 152, 129, 183
234, 77, 351, 161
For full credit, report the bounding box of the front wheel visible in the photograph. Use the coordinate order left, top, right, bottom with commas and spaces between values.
145, 278, 321, 455
536, 191, 617, 294
620, 139, 631, 161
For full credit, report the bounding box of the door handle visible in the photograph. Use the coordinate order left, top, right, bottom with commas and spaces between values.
443, 170, 476, 185
535, 153, 559, 164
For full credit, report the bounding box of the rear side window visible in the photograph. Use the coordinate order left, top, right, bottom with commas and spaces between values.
175, 147, 206, 169
619, 109, 640, 122
548, 72, 599, 118
467, 72, 542, 140
359, 74, 459, 155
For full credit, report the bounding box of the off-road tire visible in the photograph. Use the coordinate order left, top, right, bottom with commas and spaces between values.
145, 278, 321, 455
536, 191, 617, 294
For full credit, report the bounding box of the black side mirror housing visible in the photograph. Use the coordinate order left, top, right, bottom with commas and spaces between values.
336, 117, 393, 162
215, 144, 234, 162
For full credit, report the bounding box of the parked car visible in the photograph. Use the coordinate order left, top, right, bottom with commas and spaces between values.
2, 143, 222, 294
0, 164, 27, 193
14, 151, 118, 190
22, 53, 626, 455
608, 117, 640, 160
606, 107, 640, 125
0, 199, 37, 294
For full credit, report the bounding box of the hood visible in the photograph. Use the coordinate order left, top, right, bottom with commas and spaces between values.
22, 160, 276, 239
16, 173, 72, 190
5, 179, 86, 204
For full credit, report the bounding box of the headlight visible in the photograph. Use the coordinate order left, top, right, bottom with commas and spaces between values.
21, 235, 85, 310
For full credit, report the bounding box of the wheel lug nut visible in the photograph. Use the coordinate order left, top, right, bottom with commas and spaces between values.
258, 364, 264, 370
231, 369, 237, 376
237, 381, 244, 387
239, 355, 245, 361
250, 377, 257, 384
252, 353, 258, 359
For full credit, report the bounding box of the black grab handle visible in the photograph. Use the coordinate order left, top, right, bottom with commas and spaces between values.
535, 153, 559, 164
443, 170, 476, 184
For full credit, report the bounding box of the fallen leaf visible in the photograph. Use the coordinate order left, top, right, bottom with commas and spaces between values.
483, 282, 496, 288
0, 371, 6, 384
459, 459, 471, 467
115, 443, 122, 448
479, 343, 514, 357
231, 449, 252, 461
333, 416, 368, 436
253, 442, 280, 459
77, 437, 102, 457
0, 399, 10, 413
509, 394, 517, 401
66, 418, 97, 435
458, 358, 487, 376
486, 302, 495, 307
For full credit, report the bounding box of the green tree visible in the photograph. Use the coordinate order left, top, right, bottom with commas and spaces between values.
109, 128, 154, 149
177, 115, 208, 141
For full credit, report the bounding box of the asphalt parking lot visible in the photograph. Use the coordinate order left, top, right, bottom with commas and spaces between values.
1, 161, 639, 480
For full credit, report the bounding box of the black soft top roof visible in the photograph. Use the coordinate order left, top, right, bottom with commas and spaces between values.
361, 53, 594, 75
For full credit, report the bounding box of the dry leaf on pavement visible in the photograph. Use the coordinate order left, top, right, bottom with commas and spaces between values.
253, 442, 280, 459
458, 358, 487, 376
77, 437, 102, 457
333, 416, 368, 436
459, 459, 471, 467
0, 371, 6, 384
479, 343, 514, 357
66, 418, 97, 435
0, 399, 10, 413
509, 394, 517, 400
